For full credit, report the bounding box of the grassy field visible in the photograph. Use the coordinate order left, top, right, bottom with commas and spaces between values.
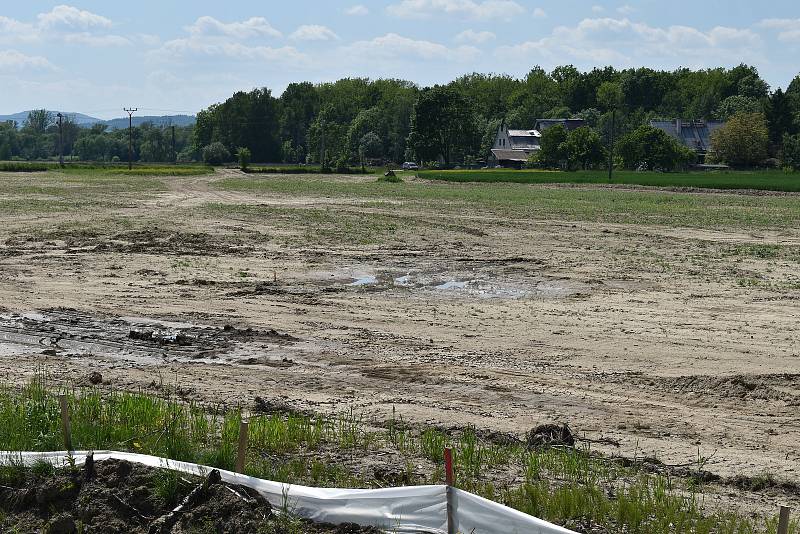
418, 169, 800, 192
1, 374, 794, 534
0, 162, 212, 176
216, 174, 800, 230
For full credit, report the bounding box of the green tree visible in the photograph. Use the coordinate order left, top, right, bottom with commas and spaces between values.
407, 85, 478, 166
709, 112, 769, 167
281, 140, 297, 163
715, 95, 762, 120
616, 125, 695, 171
781, 134, 800, 171
537, 124, 568, 168
202, 142, 230, 166
765, 89, 795, 151
23, 109, 53, 134
237, 147, 252, 170
358, 132, 382, 161
597, 82, 624, 111
564, 127, 605, 170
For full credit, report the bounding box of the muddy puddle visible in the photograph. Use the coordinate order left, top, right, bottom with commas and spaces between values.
335, 269, 586, 300
0, 308, 301, 367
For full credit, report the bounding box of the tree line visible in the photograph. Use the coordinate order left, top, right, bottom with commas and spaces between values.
4, 64, 800, 170
194, 64, 800, 171
0, 110, 194, 163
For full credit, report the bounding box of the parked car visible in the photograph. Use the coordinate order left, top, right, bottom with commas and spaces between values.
401, 162, 419, 170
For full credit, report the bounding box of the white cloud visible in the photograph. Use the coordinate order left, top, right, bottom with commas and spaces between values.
533, 8, 546, 18
758, 18, 800, 43
0, 49, 55, 71
344, 33, 479, 62
37, 5, 112, 30
155, 38, 308, 65
498, 18, 763, 67
346, 4, 370, 16
152, 15, 307, 66
455, 29, 496, 44
137, 34, 162, 47
616, 4, 635, 15
0, 16, 36, 40
290, 25, 340, 41
387, 0, 525, 21
62, 33, 131, 47
591, 5, 605, 13
1, 7, 127, 48
185, 16, 282, 39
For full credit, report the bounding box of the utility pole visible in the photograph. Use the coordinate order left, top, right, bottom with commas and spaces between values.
56, 113, 64, 167
608, 108, 615, 182
171, 125, 176, 164
320, 114, 326, 168
124, 108, 137, 170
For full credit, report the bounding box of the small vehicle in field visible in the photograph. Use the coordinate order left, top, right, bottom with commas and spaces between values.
401, 162, 419, 170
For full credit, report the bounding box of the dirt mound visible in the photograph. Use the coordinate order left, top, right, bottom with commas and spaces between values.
661, 374, 800, 403
0, 459, 376, 533
526, 423, 575, 450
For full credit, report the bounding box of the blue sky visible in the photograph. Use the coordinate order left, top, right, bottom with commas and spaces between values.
1, 1, 799, 118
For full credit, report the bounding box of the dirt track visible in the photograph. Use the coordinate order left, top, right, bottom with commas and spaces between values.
1, 170, 799, 511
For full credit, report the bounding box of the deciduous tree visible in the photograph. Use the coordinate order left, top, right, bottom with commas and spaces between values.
710, 112, 769, 168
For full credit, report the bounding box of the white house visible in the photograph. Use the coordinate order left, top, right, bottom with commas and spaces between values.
488, 123, 541, 168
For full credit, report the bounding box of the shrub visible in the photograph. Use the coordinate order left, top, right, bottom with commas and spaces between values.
237, 147, 252, 170
0, 162, 50, 172
202, 142, 230, 166
782, 133, 800, 171
617, 125, 696, 171
335, 155, 351, 173
710, 112, 769, 168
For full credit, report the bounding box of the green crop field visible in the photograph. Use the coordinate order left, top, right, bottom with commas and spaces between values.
418, 169, 800, 192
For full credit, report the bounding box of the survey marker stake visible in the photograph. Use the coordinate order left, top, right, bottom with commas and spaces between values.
445, 446, 455, 534
777, 505, 791, 534
235, 419, 249, 474
58, 394, 72, 451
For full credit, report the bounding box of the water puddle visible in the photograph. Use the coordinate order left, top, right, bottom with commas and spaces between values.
349, 275, 378, 286
320, 268, 586, 300
436, 280, 469, 290
393, 275, 413, 286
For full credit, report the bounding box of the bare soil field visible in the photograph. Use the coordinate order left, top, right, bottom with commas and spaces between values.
2, 169, 800, 518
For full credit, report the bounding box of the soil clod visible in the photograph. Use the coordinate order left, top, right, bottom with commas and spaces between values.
526, 423, 575, 450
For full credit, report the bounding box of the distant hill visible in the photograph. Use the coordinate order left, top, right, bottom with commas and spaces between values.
0, 111, 101, 126
101, 115, 196, 130
0, 111, 195, 129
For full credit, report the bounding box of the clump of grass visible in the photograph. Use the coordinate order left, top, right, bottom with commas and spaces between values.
377, 173, 403, 183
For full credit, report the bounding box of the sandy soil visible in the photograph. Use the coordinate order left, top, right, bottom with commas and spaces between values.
1, 170, 799, 514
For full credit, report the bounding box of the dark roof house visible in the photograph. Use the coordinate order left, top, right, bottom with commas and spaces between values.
534, 118, 586, 132
649, 119, 725, 155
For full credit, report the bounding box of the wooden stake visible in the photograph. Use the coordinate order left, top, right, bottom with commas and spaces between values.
235, 420, 249, 474
444, 446, 455, 534
777, 505, 791, 534
444, 446, 454, 486
58, 395, 72, 451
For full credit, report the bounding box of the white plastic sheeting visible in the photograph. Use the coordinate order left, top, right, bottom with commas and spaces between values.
0, 450, 577, 534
